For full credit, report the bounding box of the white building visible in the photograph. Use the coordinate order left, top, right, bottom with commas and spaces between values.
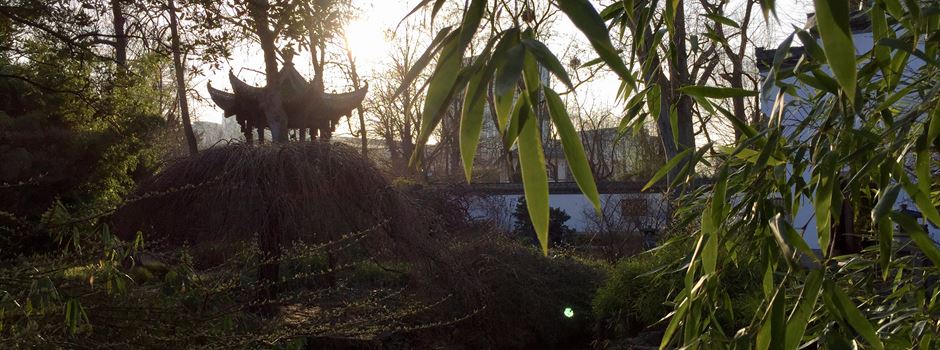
757, 11, 937, 251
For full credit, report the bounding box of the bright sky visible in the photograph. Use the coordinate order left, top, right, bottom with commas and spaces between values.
191, 0, 813, 139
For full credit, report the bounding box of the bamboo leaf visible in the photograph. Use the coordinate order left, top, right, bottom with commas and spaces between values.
705, 13, 739, 28
494, 44, 525, 96
814, 0, 857, 102
503, 92, 525, 148
873, 183, 901, 220
879, 38, 940, 67
814, 153, 837, 256
770, 214, 817, 264
891, 212, 940, 266
825, 280, 885, 350
394, 27, 454, 97
557, 0, 637, 88
410, 35, 463, 168
680, 85, 758, 98
544, 88, 601, 213
517, 102, 550, 255
64, 298, 86, 335
459, 68, 488, 182
457, 0, 486, 48
643, 148, 693, 191
785, 270, 823, 350
757, 285, 786, 350
522, 39, 574, 89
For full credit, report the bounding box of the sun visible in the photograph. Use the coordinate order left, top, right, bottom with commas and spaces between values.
343, 17, 391, 65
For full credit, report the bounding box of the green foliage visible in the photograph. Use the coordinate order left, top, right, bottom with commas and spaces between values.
655, 2, 940, 348
593, 239, 762, 342
593, 242, 686, 337
400, 2, 603, 254
0, 221, 443, 348
0, 46, 166, 258
423, 0, 940, 347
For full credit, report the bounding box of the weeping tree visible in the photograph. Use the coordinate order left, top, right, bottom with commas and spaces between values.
404, 0, 940, 347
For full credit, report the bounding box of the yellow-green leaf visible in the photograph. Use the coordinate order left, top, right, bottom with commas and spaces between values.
410, 34, 463, 168
544, 88, 601, 213
814, 0, 857, 102
643, 148, 693, 191
825, 280, 885, 350
459, 68, 488, 182
522, 39, 574, 89
557, 0, 636, 88
892, 212, 940, 266
517, 102, 550, 255
785, 270, 823, 350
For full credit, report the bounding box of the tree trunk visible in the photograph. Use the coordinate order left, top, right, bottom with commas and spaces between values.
342, 35, 368, 157
627, 2, 694, 187
168, 0, 197, 155
111, 0, 127, 67
249, 0, 288, 143
661, 0, 695, 186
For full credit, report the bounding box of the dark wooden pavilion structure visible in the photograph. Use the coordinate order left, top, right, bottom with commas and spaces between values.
207, 59, 368, 143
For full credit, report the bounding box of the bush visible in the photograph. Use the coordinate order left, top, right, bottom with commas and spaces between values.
593, 238, 762, 343
511, 197, 575, 247
593, 240, 687, 339
415, 234, 605, 349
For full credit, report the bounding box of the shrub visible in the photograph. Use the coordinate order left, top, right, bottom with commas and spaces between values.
511, 197, 575, 247
593, 238, 762, 343
593, 240, 687, 339
417, 234, 605, 349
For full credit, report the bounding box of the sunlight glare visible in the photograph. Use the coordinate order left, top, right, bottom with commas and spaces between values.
344, 17, 391, 66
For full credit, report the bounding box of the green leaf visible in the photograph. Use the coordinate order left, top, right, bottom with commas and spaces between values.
494, 44, 525, 96
796, 30, 825, 63
898, 171, 940, 227
680, 85, 758, 98
457, 0, 486, 48
757, 285, 786, 350
494, 87, 515, 132
878, 38, 940, 67
705, 13, 739, 28
711, 167, 729, 230
521, 31, 542, 101
769, 214, 817, 264
459, 67, 488, 182
825, 280, 885, 350
522, 39, 574, 89
872, 183, 901, 220
643, 147, 693, 191
785, 270, 823, 350
394, 27, 454, 97
877, 218, 894, 278
814, 152, 837, 256
814, 0, 857, 102
517, 102, 550, 255
557, 0, 636, 88
891, 212, 940, 266
702, 232, 718, 275
544, 88, 601, 213
410, 35, 463, 168
871, 3, 893, 80
64, 298, 86, 335
669, 106, 679, 148
502, 92, 525, 148
430, 0, 446, 24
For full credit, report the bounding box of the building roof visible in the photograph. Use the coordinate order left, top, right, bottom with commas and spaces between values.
756, 11, 872, 72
